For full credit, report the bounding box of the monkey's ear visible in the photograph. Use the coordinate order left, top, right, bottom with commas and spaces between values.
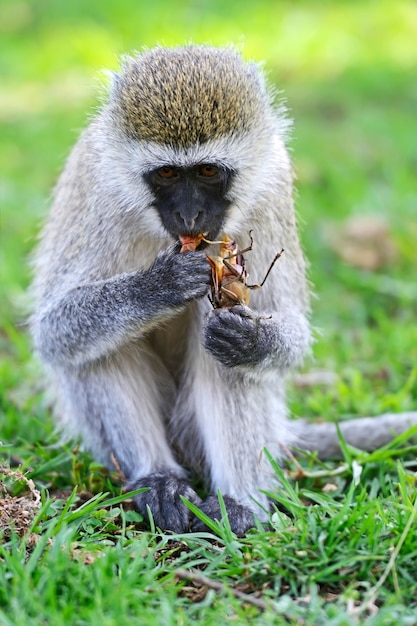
110, 72, 121, 96
95, 68, 118, 105
108, 70, 129, 105
108, 54, 136, 101
246, 61, 269, 99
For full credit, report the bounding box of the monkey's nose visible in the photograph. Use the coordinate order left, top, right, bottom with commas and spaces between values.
176, 209, 204, 231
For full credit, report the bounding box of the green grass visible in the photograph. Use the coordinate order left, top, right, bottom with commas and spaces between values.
1, 0, 417, 623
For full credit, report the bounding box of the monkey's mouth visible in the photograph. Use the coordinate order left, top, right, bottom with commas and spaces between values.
178, 232, 210, 252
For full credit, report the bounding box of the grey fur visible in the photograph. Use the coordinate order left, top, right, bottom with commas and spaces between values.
30, 45, 311, 534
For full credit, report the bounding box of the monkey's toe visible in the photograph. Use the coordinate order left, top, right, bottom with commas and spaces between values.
192, 494, 256, 537
130, 471, 202, 533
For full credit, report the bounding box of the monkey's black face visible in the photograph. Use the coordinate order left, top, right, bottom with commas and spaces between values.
144, 164, 235, 245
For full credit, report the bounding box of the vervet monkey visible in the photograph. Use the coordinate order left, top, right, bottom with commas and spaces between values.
31, 45, 416, 535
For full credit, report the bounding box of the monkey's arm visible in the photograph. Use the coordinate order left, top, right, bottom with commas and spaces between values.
32, 249, 210, 367
204, 305, 311, 371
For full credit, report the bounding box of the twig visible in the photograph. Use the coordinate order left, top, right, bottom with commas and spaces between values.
291, 370, 338, 388
279, 440, 350, 480
175, 568, 276, 614
289, 464, 350, 480
0, 465, 41, 505
110, 451, 127, 483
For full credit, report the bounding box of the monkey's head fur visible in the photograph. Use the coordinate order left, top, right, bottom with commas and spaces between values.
111, 46, 271, 147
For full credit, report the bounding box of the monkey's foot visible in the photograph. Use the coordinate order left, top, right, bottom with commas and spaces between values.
129, 471, 202, 533
192, 494, 255, 537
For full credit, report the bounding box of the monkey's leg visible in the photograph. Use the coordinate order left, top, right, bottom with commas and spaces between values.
177, 358, 291, 535
201, 384, 289, 535
57, 343, 201, 533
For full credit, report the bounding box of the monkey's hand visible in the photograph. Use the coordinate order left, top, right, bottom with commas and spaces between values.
204, 305, 310, 369
204, 305, 270, 368
145, 247, 211, 309
129, 471, 202, 533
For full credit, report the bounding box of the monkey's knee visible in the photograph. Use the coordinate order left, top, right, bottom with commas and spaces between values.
129, 471, 201, 533
191, 494, 257, 537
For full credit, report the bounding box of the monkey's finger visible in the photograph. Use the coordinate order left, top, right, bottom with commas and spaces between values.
209, 308, 259, 334
212, 304, 257, 320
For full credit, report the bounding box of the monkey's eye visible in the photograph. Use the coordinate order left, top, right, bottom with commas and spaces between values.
199, 164, 219, 177
157, 166, 177, 179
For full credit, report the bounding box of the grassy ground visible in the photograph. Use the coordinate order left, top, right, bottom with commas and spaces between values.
1, 0, 417, 623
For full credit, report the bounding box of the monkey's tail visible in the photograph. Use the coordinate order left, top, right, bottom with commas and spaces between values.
294, 412, 417, 460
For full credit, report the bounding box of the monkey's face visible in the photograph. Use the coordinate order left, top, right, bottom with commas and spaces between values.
143, 164, 235, 246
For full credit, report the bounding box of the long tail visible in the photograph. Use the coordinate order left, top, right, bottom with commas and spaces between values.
294, 412, 417, 459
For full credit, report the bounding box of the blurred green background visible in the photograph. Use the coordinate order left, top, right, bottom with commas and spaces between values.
1, 0, 416, 424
